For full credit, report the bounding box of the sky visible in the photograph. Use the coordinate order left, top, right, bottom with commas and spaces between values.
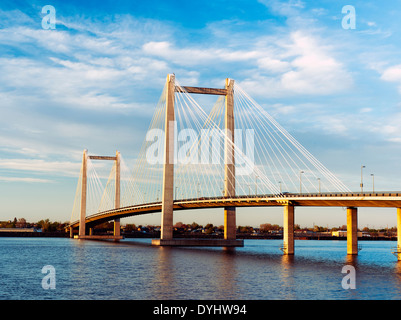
1, 0, 401, 228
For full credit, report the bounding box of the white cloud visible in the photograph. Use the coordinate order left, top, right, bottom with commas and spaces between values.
257, 57, 291, 73
0, 159, 81, 177
380, 64, 401, 93
239, 31, 353, 98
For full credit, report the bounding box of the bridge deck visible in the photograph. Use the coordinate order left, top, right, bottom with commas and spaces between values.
69, 193, 401, 229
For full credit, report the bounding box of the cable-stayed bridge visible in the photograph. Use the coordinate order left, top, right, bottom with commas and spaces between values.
68, 74, 401, 259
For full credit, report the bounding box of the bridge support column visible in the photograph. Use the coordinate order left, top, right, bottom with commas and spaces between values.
160, 74, 175, 241
114, 219, 121, 237
283, 205, 295, 255
347, 207, 358, 255
397, 208, 401, 260
79, 149, 88, 237
224, 207, 236, 240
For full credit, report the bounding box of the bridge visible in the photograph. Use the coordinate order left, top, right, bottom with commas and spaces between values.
68, 74, 401, 259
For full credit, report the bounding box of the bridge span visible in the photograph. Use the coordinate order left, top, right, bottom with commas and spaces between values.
68, 74, 401, 260
70, 192, 401, 229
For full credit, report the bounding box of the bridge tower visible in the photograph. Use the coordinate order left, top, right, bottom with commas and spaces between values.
114, 151, 121, 238
153, 74, 243, 247
74, 149, 122, 240
78, 149, 88, 237
160, 73, 175, 241
224, 78, 236, 240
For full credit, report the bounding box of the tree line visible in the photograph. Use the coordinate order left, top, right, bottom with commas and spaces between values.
1, 218, 397, 235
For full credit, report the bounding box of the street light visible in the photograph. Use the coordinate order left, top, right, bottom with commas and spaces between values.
371, 174, 375, 193
278, 181, 282, 193
361, 165, 365, 193
317, 178, 321, 194
300, 171, 304, 194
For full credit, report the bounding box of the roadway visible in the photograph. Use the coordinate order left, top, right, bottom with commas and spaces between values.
69, 192, 401, 229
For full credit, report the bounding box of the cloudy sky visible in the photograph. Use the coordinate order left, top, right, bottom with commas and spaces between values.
1, 0, 401, 228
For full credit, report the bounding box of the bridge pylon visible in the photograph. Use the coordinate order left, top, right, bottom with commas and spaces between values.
224, 78, 237, 241
78, 149, 88, 237
72, 149, 123, 240
152, 74, 243, 247
160, 74, 175, 241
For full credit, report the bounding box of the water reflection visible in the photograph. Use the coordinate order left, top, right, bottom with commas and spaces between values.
214, 249, 238, 299
344, 254, 359, 268
151, 247, 175, 299
280, 255, 295, 299
394, 261, 401, 274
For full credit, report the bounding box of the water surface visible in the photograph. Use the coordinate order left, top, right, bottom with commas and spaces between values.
1, 237, 400, 300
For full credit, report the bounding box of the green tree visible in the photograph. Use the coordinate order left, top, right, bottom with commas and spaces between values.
37, 219, 51, 232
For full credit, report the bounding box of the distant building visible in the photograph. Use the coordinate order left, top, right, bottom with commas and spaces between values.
332, 230, 364, 237
332, 230, 347, 237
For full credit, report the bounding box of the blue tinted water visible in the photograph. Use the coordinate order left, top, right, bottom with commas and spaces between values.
1, 237, 400, 300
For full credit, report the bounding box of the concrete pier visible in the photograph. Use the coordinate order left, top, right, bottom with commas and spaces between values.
397, 208, 401, 260
347, 207, 358, 255
283, 205, 295, 255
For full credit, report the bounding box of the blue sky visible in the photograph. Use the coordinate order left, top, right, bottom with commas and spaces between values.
1, 0, 401, 228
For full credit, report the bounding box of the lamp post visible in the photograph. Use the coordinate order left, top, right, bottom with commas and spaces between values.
300, 171, 304, 194
317, 178, 321, 194
371, 174, 375, 193
361, 165, 365, 193
278, 181, 282, 193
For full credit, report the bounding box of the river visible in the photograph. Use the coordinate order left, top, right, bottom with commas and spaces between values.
1, 237, 401, 300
